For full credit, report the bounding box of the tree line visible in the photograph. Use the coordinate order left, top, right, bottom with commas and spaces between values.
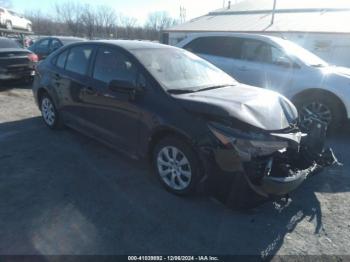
23, 2, 179, 41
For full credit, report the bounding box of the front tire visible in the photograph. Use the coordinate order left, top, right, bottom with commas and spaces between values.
295, 93, 344, 133
152, 136, 201, 195
40, 93, 62, 129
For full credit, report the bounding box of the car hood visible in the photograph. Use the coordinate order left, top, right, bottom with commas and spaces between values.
174, 84, 298, 131
321, 66, 350, 78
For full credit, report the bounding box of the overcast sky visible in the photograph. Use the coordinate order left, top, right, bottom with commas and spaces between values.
11, 0, 232, 24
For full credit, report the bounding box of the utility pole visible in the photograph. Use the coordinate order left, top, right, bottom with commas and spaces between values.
180, 6, 186, 23
270, 0, 277, 25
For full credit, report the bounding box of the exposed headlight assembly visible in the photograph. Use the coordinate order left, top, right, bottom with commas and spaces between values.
208, 123, 289, 161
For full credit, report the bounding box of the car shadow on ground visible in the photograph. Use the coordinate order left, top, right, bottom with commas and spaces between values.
0, 117, 348, 256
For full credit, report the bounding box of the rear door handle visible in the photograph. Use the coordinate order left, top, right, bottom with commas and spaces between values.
53, 74, 61, 86
54, 73, 61, 80
84, 86, 96, 95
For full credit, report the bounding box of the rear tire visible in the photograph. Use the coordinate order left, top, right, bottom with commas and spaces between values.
294, 93, 344, 134
40, 93, 63, 129
152, 136, 202, 195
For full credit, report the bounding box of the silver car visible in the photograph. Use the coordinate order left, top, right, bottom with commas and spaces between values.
177, 33, 350, 131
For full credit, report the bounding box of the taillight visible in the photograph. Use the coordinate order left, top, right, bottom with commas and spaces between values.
28, 53, 38, 62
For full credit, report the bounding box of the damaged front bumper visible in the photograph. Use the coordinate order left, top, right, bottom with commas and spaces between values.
211, 119, 340, 198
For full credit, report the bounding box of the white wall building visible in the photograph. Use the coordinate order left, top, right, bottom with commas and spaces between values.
163, 0, 350, 67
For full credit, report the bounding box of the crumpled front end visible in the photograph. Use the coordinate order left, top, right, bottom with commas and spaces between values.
209, 119, 340, 198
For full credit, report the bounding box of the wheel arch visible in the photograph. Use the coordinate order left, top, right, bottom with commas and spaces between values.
37, 88, 49, 107
291, 88, 347, 119
147, 126, 195, 161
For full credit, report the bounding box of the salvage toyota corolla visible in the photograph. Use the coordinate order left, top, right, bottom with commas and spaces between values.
32, 40, 338, 206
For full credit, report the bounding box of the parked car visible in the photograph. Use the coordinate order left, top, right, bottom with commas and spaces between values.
32, 41, 336, 206
0, 37, 37, 81
177, 33, 350, 132
0, 7, 32, 31
28, 36, 85, 60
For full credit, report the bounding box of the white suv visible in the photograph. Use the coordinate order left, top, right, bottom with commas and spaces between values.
0, 7, 32, 31
177, 33, 350, 131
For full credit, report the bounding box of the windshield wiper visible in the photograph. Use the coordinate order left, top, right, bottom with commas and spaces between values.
167, 89, 196, 94
195, 84, 234, 93
311, 64, 326, 68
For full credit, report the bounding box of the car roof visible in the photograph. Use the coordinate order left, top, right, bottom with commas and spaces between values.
38, 36, 85, 41
179, 32, 283, 44
90, 40, 172, 50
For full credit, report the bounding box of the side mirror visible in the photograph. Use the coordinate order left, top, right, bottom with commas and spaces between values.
108, 79, 143, 98
274, 56, 292, 68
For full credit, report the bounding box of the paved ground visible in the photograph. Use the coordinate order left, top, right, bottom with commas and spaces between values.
0, 83, 349, 256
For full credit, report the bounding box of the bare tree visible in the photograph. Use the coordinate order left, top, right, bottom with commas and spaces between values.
116, 14, 138, 39
21, 2, 178, 41
54, 2, 83, 36
80, 4, 96, 39
117, 14, 137, 28
145, 11, 178, 31
95, 5, 117, 38
0, 0, 12, 8
25, 9, 63, 35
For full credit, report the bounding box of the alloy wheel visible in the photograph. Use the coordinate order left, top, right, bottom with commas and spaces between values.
41, 97, 56, 126
157, 146, 192, 191
300, 102, 332, 130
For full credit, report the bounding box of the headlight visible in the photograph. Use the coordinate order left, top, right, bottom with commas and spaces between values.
208, 123, 288, 161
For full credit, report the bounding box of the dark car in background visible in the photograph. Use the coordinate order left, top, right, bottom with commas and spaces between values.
28, 36, 85, 60
0, 37, 37, 81
32, 41, 337, 207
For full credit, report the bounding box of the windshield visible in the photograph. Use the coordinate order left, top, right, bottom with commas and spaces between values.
61, 39, 84, 45
0, 38, 21, 49
275, 38, 328, 67
132, 48, 236, 91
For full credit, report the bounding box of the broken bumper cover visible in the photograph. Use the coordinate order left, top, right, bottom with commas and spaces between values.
210, 120, 340, 198
259, 162, 318, 196
242, 148, 338, 197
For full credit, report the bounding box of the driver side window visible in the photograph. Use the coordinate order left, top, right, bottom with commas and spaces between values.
270, 46, 293, 66
93, 46, 143, 87
241, 39, 292, 66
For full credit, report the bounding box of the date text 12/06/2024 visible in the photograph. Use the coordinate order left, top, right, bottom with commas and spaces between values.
128, 256, 220, 261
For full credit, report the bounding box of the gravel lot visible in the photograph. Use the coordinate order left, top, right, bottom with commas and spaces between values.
0, 83, 349, 257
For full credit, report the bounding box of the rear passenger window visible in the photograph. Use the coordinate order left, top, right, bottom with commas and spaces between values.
93, 46, 138, 85
55, 50, 69, 69
36, 39, 50, 53
184, 37, 242, 59
65, 46, 93, 75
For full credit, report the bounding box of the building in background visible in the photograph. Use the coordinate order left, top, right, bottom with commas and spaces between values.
163, 0, 350, 67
